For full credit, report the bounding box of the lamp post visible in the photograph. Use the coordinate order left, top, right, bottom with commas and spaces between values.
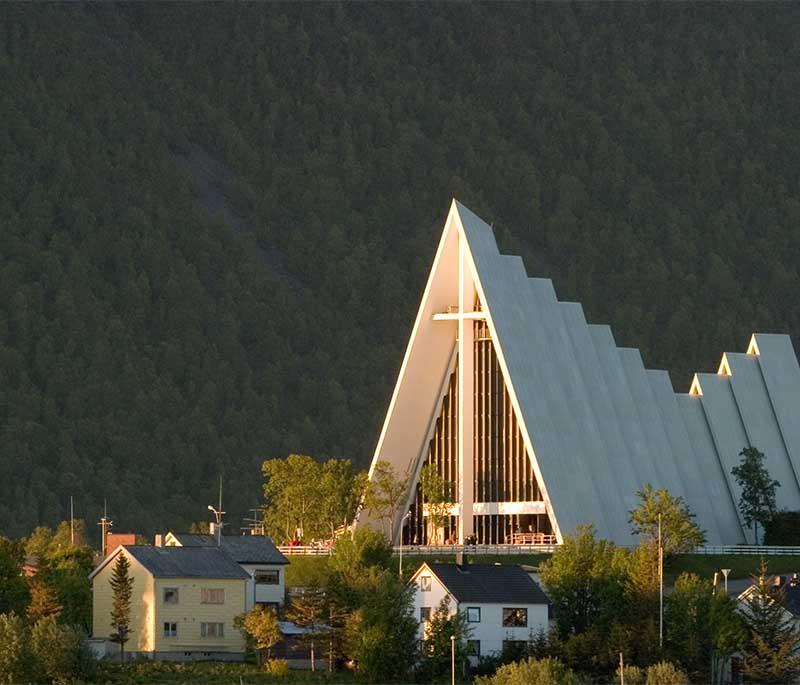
208, 504, 225, 546
399, 510, 411, 577
658, 513, 663, 650
721, 568, 731, 595
450, 634, 456, 685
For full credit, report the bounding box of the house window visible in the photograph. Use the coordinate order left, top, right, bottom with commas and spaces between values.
419, 576, 432, 591
420, 607, 432, 622
163, 587, 179, 604
201, 588, 225, 604
467, 640, 481, 657
163, 622, 177, 637
467, 607, 481, 623
201, 622, 225, 638
255, 569, 280, 585
502, 607, 528, 627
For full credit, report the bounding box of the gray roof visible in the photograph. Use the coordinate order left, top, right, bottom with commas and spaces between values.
123, 546, 249, 579
455, 201, 800, 545
425, 563, 549, 605
169, 533, 288, 565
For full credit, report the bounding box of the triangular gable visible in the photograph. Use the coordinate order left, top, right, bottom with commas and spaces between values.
363, 200, 800, 546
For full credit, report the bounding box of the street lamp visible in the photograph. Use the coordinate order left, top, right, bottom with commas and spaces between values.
208, 504, 225, 546
399, 510, 412, 577
658, 513, 663, 650
450, 634, 456, 685
721, 568, 731, 595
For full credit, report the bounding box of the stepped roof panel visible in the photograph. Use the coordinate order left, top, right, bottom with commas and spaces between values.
725, 352, 800, 509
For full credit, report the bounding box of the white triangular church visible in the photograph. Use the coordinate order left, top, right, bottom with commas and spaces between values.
361, 200, 800, 547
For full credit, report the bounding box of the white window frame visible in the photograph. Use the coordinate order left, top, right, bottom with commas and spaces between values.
254, 569, 280, 585
200, 622, 225, 638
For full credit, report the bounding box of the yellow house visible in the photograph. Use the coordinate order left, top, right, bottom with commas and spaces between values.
90, 545, 249, 660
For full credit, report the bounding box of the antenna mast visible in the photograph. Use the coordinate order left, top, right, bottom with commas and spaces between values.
98, 500, 113, 557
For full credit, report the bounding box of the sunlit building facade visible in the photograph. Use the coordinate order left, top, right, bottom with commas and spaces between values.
361, 200, 800, 547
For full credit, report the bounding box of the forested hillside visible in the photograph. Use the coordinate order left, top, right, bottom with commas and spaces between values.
2, 3, 800, 539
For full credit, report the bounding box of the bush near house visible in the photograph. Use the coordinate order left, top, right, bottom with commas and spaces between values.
475, 656, 586, 685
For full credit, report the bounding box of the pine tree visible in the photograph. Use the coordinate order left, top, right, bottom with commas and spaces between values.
741, 560, 800, 683
26, 579, 63, 623
109, 553, 134, 664
286, 590, 328, 672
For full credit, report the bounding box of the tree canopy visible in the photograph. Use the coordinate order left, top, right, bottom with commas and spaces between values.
732, 447, 780, 543
629, 483, 706, 554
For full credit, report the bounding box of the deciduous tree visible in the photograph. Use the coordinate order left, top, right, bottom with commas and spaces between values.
0, 537, 29, 615
263, 454, 325, 543
732, 447, 780, 544
363, 462, 410, 539
236, 606, 282, 665
0, 613, 31, 684
539, 524, 628, 637
417, 595, 471, 682
629, 483, 706, 554
419, 464, 452, 545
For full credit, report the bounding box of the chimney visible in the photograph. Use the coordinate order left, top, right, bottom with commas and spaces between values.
154, 534, 163, 547
455, 552, 465, 567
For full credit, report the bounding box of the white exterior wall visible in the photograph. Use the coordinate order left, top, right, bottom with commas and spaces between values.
412, 569, 548, 658
460, 603, 548, 656
239, 563, 285, 611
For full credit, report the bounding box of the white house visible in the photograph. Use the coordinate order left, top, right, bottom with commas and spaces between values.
410, 562, 550, 661
162, 532, 288, 611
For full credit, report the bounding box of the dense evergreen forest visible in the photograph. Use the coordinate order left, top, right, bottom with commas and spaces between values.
2, 3, 800, 539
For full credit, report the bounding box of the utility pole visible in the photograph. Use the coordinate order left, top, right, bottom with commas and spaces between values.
619, 652, 625, 685
70, 495, 75, 546
658, 513, 663, 650
98, 500, 113, 557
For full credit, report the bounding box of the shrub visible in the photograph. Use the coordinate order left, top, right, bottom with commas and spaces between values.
764, 510, 800, 545
264, 658, 290, 677
646, 661, 688, 685
0, 612, 31, 684
616, 664, 645, 685
475, 656, 585, 685
31, 615, 83, 684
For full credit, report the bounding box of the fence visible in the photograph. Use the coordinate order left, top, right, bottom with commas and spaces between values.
278, 543, 800, 557
277, 545, 332, 556
693, 545, 800, 556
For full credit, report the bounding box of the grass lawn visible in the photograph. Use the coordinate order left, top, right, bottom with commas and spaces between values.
95, 661, 357, 685
667, 553, 800, 582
